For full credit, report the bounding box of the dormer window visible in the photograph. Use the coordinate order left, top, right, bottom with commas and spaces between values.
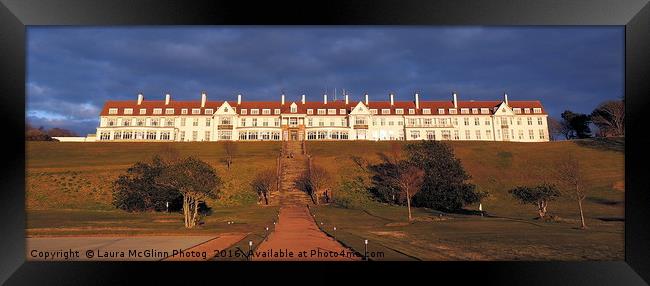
395, 109, 404, 114
460, 108, 469, 114
181, 109, 188, 114
472, 108, 478, 114
165, 108, 174, 114
449, 109, 457, 114
524, 108, 531, 114
262, 109, 271, 115
328, 109, 336, 115
274, 109, 281, 114
318, 109, 326, 115
370, 109, 378, 115
513, 108, 522, 114
307, 109, 313, 115
241, 109, 247, 115
533, 108, 542, 114
139, 108, 147, 115
251, 109, 259, 115
381, 109, 390, 115
191, 108, 200, 114
205, 109, 214, 115
423, 108, 432, 115
481, 108, 490, 114
339, 109, 346, 114
124, 108, 133, 115
290, 106, 297, 113
153, 108, 162, 115
408, 109, 415, 114
108, 108, 118, 115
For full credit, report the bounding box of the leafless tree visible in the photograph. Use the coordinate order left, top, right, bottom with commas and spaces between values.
251, 169, 278, 205
591, 100, 624, 137
556, 154, 588, 229
223, 141, 238, 169
393, 163, 425, 221
305, 165, 332, 205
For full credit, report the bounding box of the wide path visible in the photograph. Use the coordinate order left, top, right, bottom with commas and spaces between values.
254, 206, 359, 261
27, 233, 246, 261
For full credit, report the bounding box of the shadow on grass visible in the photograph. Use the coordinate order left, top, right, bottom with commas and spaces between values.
587, 196, 623, 206
573, 137, 624, 152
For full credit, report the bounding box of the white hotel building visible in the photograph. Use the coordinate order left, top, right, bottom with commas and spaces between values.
95, 91, 549, 142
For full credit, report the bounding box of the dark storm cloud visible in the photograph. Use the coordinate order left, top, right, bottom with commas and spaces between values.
27, 27, 623, 135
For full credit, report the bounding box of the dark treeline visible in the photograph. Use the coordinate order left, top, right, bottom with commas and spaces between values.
26, 123, 78, 141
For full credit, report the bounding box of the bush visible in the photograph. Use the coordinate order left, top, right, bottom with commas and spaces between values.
112, 157, 182, 212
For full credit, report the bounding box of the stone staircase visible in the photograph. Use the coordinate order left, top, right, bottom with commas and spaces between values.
278, 141, 313, 206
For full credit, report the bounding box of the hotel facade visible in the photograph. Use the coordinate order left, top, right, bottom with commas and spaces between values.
95, 91, 549, 142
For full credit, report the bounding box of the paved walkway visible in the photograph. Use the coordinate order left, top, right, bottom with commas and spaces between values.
254, 206, 359, 261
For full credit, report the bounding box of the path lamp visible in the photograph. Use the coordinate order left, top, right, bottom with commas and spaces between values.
333, 227, 336, 241
248, 240, 253, 261
265, 226, 269, 241
364, 239, 368, 261
166, 201, 169, 213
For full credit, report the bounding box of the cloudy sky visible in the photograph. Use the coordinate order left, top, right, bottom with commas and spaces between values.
27, 26, 623, 135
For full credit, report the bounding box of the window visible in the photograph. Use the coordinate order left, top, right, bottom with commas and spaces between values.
307, 131, 317, 140
539, 129, 545, 139
449, 108, 457, 114
518, 130, 524, 139
123, 119, 131, 126
108, 108, 118, 115
480, 108, 490, 114
370, 109, 378, 115
464, 118, 470, 126
339, 109, 346, 115
240, 118, 246, 126
486, 130, 492, 139
193, 118, 199, 126
317, 131, 327, 140
318, 119, 324, 126
137, 119, 144, 126
328, 109, 336, 115
423, 108, 432, 114
533, 108, 542, 114
485, 118, 491, 125
192, 108, 200, 114
99, 132, 109, 140
465, 130, 471, 140
241, 109, 247, 115
453, 130, 459, 140
274, 118, 280, 127
181, 109, 188, 114
381, 109, 390, 115
398, 120, 403, 126
291, 106, 297, 113
527, 117, 533, 125
289, 118, 298, 126
426, 130, 435, 140
340, 132, 349, 140
424, 118, 432, 126
307, 109, 313, 115
151, 119, 159, 126
252, 118, 258, 126
513, 108, 521, 114
272, 132, 281, 140
307, 118, 313, 126
113, 131, 122, 140
461, 108, 469, 114
147, 131, 156, 140
205, 131, 211, 141
408, 109, 415, 114
205, 109, 213, 115
251, 109, 259, 115
135, 131, 144, 140
529, 129, 535, 139
139, 108, 146, 115
180, 131, 185, 141
191, 131, 198, 141
220, 117, 231, 125
181, 118, 186, 126
165, 108, 174, 114
262, 109, 271, 115
206, 118, 211, 126
166, 119, 174, 127
124, 108, 133, 114
317, 109, 326, 115
474, 118, 480, 125
442, 130, 451, 140
453, 118, 458, 126
161, 131, 170, 140
388, 120, 394, 126
263, 119, 269, 127
516, 118, 522, 125
341, 118, 347, 126
153, 108, 162, 115
475, 130, 482, 140
524, 108, 531, 114
410, 130, 420, 139
395, 109, 404, 114
380, 118, 385, 126
274, 109, 281, 114
472, 108, 478, 114
537, 117, 543, 125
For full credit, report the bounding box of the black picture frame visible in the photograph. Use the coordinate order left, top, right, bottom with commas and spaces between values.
1, 0, 648, 284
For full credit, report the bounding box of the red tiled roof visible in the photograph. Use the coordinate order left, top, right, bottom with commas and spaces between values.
100, 98, 546, 116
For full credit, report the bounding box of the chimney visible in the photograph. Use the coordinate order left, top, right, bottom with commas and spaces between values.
323, 93, 328, 104
345, 93, 349, 105
504, 92, 509, 105
301, 94, 306, 104
281, 93, 285, 105
364, 93, 369, 105
137, 93, 143, 105
389, 93, 394, 106
452, 91, 458, 108
201, 91, 207, 108
237, 94, 242, 105
165, 93, 171, 105
415, 92, 420, 109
